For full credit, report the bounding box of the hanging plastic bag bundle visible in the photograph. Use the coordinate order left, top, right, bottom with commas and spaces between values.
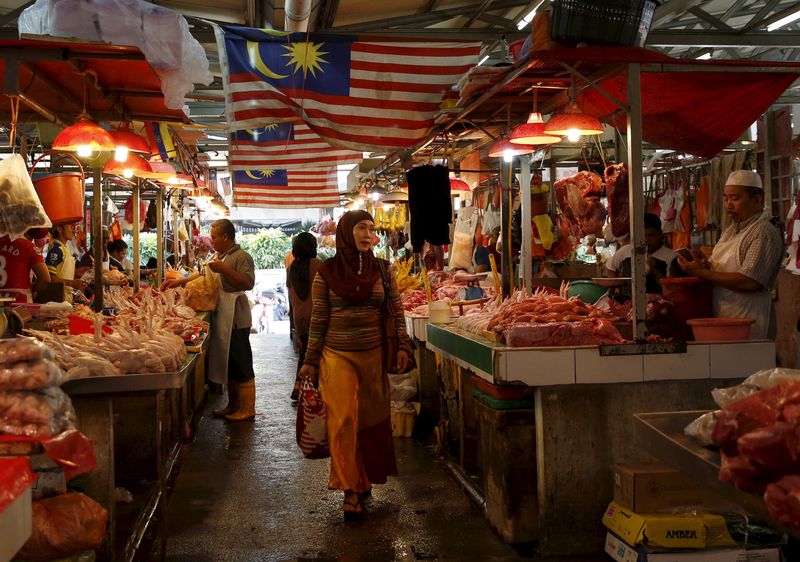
0, 154, 51, 239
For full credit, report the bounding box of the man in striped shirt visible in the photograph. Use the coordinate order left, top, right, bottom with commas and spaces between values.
677, 170, 783, 339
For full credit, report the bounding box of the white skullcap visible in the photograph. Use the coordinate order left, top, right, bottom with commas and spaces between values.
725, 170, 762, 189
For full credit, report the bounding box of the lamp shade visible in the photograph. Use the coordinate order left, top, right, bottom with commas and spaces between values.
110, 127, 151, 160
52, 118, 115, 154
136, 160, 177, 179
509, 112, 561, 145
450, 178, 471, 192
162, 173, 193, 186
543, 109, 604, 137
103, 154, 151, 178
488, 138, 534, 158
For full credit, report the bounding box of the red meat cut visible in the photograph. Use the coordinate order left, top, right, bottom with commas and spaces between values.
605, 163, 629, 239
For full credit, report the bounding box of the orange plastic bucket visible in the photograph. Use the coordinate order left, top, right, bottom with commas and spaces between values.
687, 317, 754, 341
29, 152, 85, 226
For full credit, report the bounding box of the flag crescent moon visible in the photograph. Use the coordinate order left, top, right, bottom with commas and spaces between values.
245, 170, 266, 180
247, 41, 289, 80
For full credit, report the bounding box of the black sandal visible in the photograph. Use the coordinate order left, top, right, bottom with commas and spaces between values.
343, 494, 364, 520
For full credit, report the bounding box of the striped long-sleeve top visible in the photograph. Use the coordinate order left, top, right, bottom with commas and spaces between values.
303, 267, 413, 367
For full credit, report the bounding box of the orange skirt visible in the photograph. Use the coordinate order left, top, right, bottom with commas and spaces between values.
319, 346, 398, 492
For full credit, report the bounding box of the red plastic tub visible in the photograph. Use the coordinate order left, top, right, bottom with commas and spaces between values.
660, 277, 713, 321
687, 317, 754, 341
472, 375, 530, 401
30, 152, 85, 226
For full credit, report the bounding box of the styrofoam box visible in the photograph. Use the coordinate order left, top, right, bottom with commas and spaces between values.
0, 487, 32, 562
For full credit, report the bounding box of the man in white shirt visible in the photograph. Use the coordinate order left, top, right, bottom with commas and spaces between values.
606, 212, 676, 294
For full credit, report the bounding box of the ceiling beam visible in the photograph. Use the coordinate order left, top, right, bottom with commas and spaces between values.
720, 0, 749, 22
743, 0, 782, 32
464, 0, 496, 28
317, 0, 339, 31
651, 0, 703, 28
423, 0, 438, 13
0, 1, 34, 27
332, 0, 528, 32
476, 13, 515, 28
646, 30, 800, 48
687, 7, 734, 32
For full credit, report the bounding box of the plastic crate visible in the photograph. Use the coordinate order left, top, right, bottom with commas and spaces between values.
551, 0, 659, 47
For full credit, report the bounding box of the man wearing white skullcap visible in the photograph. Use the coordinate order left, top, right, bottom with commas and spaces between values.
677, 170, 783, 339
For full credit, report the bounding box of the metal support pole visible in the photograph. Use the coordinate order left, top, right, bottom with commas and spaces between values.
156, 186, 164, 287
173, 201, 180, 271
500, 159, 513, 297
133, 179, 141, 292
519, 155, 532, 294
92, 168, 104, 312
763, 109, 774, 213
627, 63, 647, 340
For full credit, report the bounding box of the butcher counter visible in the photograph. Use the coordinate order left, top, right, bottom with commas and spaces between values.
63, 331, 211, 562
423, 321, 775, 556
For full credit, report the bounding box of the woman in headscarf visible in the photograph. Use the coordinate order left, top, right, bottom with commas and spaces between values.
287, 232, 324, 401
299, 210, 414, 519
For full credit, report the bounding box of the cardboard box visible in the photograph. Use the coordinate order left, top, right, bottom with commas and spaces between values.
0, 487, 32, 562
605, 532, 782, 562
614, 463, 732, 513
602, 501, 736, 550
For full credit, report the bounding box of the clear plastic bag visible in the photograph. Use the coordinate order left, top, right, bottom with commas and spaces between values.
0, 154, 51, 239
0, 336, 54, 366
712, 368, 800, 408
684, 410, 719, 446
0, 359, 63, 391
18, 0, 212, 109
0, 387, 75, 437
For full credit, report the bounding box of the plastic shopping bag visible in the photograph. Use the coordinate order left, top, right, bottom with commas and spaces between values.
296, 379, 329, 459
0, 154, 51, 239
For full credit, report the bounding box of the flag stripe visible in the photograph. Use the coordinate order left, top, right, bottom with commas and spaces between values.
218, 26, 481, 154
351, 42, 483, 58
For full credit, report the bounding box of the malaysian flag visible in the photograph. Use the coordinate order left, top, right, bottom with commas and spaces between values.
229, 122, 361, 170
215, 26, 481, 152
144, 121, 176, 161
232, 168, 339, 208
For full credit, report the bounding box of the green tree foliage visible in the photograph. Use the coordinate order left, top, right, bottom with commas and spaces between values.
238, 228, 291, 269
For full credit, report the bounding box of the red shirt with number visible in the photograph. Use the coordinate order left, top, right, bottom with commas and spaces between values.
0, 235, 44, 303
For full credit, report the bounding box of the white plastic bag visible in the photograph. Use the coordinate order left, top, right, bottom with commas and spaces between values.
684, 410, 718, 447
711, 368, 800, 408
18, 0, 212, 109
449, 207, 478, 271
0, 154, 51, 239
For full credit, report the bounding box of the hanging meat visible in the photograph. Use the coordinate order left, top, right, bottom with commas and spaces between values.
553, 171, 606, 238
605, 163, 629, 239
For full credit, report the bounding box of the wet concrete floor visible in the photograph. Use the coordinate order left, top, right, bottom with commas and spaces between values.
160, 334, 603, 562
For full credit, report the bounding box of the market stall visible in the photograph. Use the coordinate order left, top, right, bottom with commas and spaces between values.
389, 43, 800, 556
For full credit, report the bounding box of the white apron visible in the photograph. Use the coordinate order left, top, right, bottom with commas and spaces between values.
710, 217, 773, 340
59, 246, 76, 304
207, 271, 245, 385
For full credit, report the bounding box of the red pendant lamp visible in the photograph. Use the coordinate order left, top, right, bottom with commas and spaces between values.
110, 123, 151, 162
488, 138, 534, 159
136, 160, 177, 180
450, 177, 471, 192
543, 79, 604, 142
103, 154, 152, 179
510, 90, 561, 145
52, 114, 115, 157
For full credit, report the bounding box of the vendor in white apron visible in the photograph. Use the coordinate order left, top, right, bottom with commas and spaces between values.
0, 232, 50, 304
163, 219, 257, 422
46, 224, 88, 303
677, 170, 783, 340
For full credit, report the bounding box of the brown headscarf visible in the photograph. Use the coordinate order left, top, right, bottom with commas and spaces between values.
319, 210, 380, 305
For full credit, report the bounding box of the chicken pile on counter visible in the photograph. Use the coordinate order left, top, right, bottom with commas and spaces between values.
27, 287, 207, 379
453, 285, 624, 347
401, 270, 496, 316
0, 337, 75, 438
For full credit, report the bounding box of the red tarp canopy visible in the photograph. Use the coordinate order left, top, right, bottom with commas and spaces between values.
529, 47, 800, 157
0, 37, 189, 125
